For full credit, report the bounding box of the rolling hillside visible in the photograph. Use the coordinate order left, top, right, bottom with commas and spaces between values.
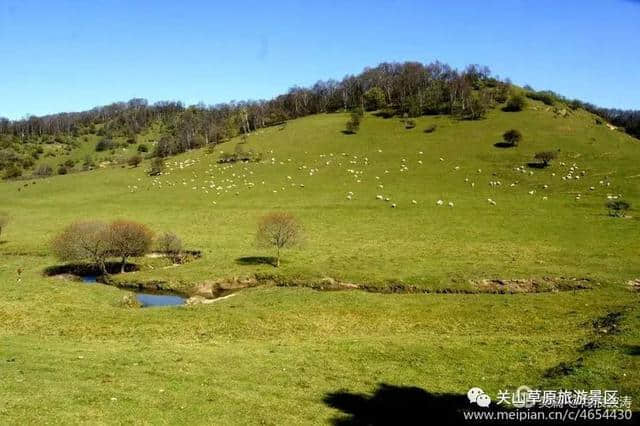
1, 101, 639, 423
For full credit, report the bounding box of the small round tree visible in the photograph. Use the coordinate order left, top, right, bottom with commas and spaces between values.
504, 93, 526, 112
128, 154, 142, 168
606, 200, 631, 218
345, 112, 361, 134
156, 231, 182, 263
149, 157, 165, 176
256, 212, 303, 267
0, 212, 9, 240
51, 221, 111, 274
364, 87, 387, 111
534, 151, 557, 167
502, 129, 522, 147
106, 220, 154, 273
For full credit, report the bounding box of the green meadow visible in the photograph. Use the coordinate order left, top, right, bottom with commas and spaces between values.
1, 102, 639, 423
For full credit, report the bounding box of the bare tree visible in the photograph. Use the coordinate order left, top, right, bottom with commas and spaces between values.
106, 220, 154, 273
156, 231, 182, 263
534, 151, 557, 167
256, 212, 303, 267
51, 221, 110, 273
0, 212, 9, 240
127, 154, 142, 167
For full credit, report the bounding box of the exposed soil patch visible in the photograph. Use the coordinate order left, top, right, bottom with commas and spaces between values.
145, 250, 202, 264
592, 311, 622, 335
470, 277, 591, 293
255, 274, 591, 295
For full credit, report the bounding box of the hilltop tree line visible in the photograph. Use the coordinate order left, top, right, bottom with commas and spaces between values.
1, 61, 638, 176
1, 62, 508, 143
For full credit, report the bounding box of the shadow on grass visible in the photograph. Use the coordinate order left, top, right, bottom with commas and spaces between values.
0, 240, 6, 245
527, 162, 548, 169
341, 130, 357, 135
624, 345, 640, 356
324, 384, 469, 425
323, 383, 637, 425
494, 142, 516, 148
372, 111, 395, 119
43, 262, 139, 277
235, 256, 276, 267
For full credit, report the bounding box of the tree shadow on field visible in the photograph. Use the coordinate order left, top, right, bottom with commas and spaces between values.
323, 384, 469, 425
43, 262, 139, 276
527, 162, 548, 169
341, 130, 357, 135
323, 383, 637, 425
624, 345, 640, 356
235, 256, 276, 267
493, 141, 516, 148
0, 240, 7, 245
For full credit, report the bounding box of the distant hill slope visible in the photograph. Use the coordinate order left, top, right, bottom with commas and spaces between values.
2, 61, 638, 182
2, 100, 638, 290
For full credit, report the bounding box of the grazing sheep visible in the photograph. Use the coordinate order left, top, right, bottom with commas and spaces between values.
436, 200, 444, 206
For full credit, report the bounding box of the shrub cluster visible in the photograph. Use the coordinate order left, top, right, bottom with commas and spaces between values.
503, 93, 526, 112
51, 220, 155, 274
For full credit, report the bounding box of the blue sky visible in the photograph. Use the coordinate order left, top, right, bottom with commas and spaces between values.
1, 0, 638, 119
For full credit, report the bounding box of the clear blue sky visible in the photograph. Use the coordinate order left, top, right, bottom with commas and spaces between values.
1, 0, 639, 120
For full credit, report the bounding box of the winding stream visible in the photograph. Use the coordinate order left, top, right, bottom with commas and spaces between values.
82, 275, 185, 307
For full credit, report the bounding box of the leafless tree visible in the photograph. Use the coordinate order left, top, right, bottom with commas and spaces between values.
106, 220, 154, 273
156, 231, 182, 263
51, 221, 110, 273
256, 212, 303, 267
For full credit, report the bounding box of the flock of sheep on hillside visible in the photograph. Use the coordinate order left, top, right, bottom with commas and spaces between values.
130, 146, 624, 213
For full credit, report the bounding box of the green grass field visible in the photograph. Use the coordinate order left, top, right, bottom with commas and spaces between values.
1, 102, 639, 423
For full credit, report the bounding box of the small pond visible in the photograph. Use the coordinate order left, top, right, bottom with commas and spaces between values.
81, 275, 185, 307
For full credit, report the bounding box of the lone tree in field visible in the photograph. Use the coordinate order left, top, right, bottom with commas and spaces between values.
106, 220, 154, 273
156, 231, 182, 263
51, 221, 111, 274
606, 200, 631, 218
344, 109, 363, 134
504, 93, 526, 112
0, 212, 9, 239
256, 212, 303, 267
502, 129, 522, 147
149, 157, 165, 176
127, 154, 142, 168
534, 151, 557, 167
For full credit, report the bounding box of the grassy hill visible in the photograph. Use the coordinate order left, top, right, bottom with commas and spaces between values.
1, 101, 639, 423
